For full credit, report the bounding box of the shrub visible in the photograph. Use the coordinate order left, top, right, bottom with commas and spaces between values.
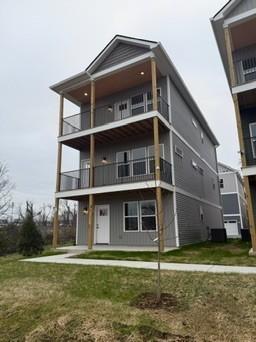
18, 213, 44, 256
0, 230, 8, 256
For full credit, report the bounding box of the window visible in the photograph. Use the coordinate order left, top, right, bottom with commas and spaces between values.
192, 118, 197, 128
220, 178, 224, 188
249, 122, 256, 158
116, 151, 130, 178
124, 200, 157, 232
148, 144, 164, 174
175, 145, 183, 158
147, 88, 161, 111
242, 57, 256, 82
124, 202, 139, 231
140, 200, 157, 231
131, 93, 144, 115
132, 147, 147, 176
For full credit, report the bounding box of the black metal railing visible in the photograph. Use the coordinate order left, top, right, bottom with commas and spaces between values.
243, 137, 256, 166
61, 96, 169, 136
60, 157, 172, 191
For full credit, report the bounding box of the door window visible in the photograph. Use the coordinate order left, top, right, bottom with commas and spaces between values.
132, 147, 147, 176
116, 151, 130, 178
131, 94, 145, 115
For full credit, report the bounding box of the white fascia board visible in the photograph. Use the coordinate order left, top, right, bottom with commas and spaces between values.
55, 180, 173, 199
242, 165, 256, 176
212, 0, 242, 21
223, 8, 256, 27
232, 81, 256, 94
91, 51, 154, 80
58, 111, 170, 143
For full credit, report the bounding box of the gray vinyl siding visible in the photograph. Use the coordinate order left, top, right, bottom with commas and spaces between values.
219, 173, 236, 193
94, 43, 150, 73
173, 133, 220, 205
227, 0, 256, 18
176, 193, 223, 245
169, 81, 217, 169
76, 190, 176, 247
222, 193, 240, 215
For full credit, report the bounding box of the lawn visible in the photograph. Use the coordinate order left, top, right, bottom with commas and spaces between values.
1, 254, 256, 341
75, 240, 256, 266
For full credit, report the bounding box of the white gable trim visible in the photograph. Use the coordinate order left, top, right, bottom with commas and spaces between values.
87, 36, 158, 74
224, 8, 256, 27
213, 0, 242, 21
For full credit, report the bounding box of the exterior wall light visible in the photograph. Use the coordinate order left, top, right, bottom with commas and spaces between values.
102, 157, 108, 164
84, 92, 88, 96
83, 207, 88, 215
140, 71, 145, 75
108, 105, 113, 112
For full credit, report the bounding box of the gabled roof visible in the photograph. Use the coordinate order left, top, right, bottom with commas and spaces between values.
212, 0, 242, 20
86, 35, 157, 74
218, 161, 238, 173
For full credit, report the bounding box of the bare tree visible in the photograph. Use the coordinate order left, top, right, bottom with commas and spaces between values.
37, 204, 52, 226
60, 200, 77, 227
0, 163, 14, 218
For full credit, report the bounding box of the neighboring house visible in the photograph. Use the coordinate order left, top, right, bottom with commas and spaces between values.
50, 35, 223, 251
218, 162, 248, 237
211, 0, 256, 251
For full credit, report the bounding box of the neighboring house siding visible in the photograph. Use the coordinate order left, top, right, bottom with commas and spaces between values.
173, 134, 220, 205
94, 43, 150, 73
227, 0, 256, 18
176, 193, 223, 245
77, 191, 176, 247
219, 173, 236, 193
169, 81, 217, 169
222, 193, 240, 215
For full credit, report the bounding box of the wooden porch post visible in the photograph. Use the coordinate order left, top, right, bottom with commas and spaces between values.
151, 57, 164, 252
224, 27, 256, 252
87, 81, 95, 250
53, 94, 64, 248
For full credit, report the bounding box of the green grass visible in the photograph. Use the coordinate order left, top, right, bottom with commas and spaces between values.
75, 240, 256, 266
1, 254, 256, 341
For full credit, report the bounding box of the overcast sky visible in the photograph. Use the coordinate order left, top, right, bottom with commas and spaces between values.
0, 0, 239, 212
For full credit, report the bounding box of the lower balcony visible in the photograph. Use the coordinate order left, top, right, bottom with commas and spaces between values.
243, 137, 256, 167
59, 157, 172, 194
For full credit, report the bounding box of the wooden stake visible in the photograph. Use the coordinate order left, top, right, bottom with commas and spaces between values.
52, 94, 64, 248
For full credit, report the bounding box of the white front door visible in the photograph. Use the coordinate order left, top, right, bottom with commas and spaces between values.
80, 159, 90, 188
94, 205, 110, 244
224, 220, 239, 237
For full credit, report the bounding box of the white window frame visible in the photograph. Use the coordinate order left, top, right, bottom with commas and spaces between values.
130, 93, 145, 115
116, 150, 130, 178
220, 178, 224, 188
123, 200, 157, 232
140, 200, 157, 232
249, 122, 256, 158
123, 201, 139, 232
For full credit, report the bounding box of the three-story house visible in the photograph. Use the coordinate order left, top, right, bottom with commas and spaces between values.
51, 35, 223, 251
212, 0, 256, 253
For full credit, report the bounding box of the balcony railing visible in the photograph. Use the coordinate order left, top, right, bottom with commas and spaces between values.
60, 157, 172, 191
62, 96, 169, 136
244, 137, 256, 166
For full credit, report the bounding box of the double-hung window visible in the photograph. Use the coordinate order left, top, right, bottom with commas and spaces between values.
140, 200, 157, 231
131, 93, 144, 115
124, 200, 157, 232
124, 202, 139, 231
116, 151, 130, 178
249, 122, 256, 158
132, 147, 147, 176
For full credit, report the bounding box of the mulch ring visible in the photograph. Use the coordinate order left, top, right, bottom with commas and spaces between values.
130, 292, 178, 311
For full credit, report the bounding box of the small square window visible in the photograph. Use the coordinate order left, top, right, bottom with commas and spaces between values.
220, 179, 224, 188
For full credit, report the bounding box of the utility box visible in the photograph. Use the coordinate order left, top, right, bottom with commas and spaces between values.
211, 228, 227, 243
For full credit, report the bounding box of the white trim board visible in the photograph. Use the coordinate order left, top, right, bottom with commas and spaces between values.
223, 214, 240, 217
223, 8, 256, 28
232, 80, 256, 94
175, 187, 222, 210
242, 165, 256, 177
56, 180, 174, 199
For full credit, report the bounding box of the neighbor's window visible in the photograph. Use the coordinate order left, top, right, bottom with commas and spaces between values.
124, 202, 139, 231
220, 178, 224, 188
140, 200, 157, 231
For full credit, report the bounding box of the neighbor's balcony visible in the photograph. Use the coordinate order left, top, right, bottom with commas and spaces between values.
60, 157, 172, 192
62, 96, 169, 136
243, 137, 256, 166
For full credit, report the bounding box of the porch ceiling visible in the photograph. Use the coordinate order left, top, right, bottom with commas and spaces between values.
238, 88, 256, 108
61, 117, 167, 150
67, 60, 161, 105
231, 17, 256, 51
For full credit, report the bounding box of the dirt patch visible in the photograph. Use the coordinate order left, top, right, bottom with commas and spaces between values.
130, 292, 178, 311
113, 322, 194, 341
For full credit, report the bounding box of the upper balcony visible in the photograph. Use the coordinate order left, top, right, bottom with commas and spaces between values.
62, 95, 169, 136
